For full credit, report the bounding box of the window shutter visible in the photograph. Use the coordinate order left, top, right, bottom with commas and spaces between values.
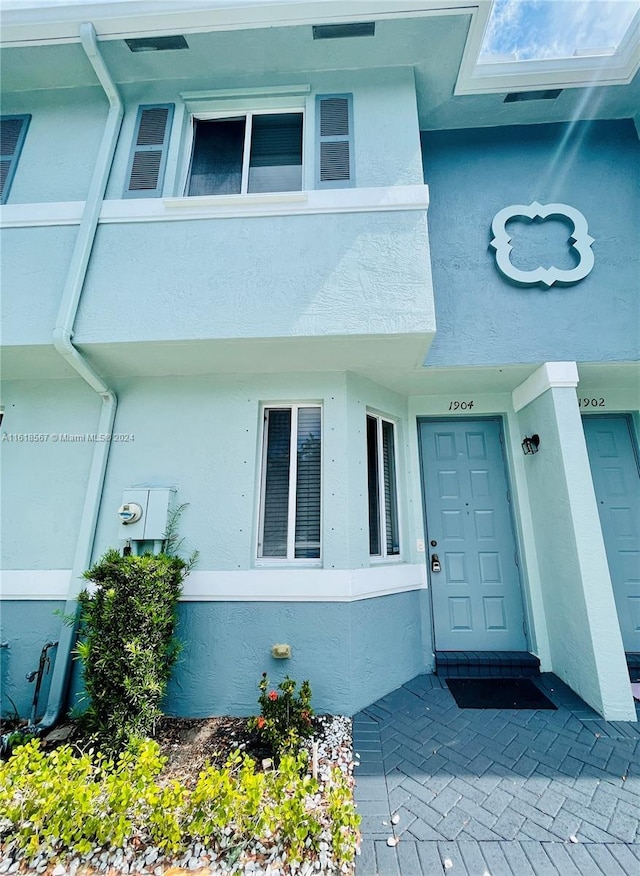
0, 114, 31, 204
123, 104, 174, 198
316, 94, 354, 189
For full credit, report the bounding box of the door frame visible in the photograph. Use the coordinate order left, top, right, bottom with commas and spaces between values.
416, 414, 530, 652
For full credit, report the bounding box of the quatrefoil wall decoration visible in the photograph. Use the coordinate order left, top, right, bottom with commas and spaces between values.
490, 201, 595, 288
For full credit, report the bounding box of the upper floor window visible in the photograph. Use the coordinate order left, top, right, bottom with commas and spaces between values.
122, 91, 354, 199
0, 114, 31, 204
187, 111, 303, 196
367, 414, 400, 558
258, 405, 322, 562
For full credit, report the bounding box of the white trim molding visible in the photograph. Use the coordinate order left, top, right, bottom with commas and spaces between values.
1, 570, 73, 600
512, 362, 579, 413
0, 185, 429, 228
181, 84, 310, 115
1, 564, 427, 603
0, 201, 85, 228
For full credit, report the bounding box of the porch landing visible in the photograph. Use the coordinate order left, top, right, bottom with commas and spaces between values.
354, 673, 640, 875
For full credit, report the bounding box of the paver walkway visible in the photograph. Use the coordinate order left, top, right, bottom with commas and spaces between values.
354, 674, 640, 875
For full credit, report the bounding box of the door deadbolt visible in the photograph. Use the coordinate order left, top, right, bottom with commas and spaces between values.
431, 553, 441, 573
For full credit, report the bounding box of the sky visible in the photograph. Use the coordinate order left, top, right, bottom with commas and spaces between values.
480, 0, 640, 61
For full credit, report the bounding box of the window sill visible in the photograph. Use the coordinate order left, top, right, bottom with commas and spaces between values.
254, 560, 322, 570
163, 191, 308, 210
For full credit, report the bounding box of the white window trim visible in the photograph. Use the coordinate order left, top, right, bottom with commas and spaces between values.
367, 412, 402, 562
256, 403, 323, 566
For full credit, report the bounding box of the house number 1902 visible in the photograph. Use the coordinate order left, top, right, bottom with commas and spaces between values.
449, 401, 475, 411
579, 398, 606, 407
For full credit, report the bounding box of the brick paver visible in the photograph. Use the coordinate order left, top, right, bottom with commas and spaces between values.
354, 674, 640, 875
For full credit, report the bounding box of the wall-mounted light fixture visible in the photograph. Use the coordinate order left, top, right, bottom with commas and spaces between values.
522, 434, 540, 455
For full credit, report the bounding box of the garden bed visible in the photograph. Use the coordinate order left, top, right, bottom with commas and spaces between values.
0, 714, 360, 876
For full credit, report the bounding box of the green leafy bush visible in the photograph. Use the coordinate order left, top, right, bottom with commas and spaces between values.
0, 739, 360, 869
76, 549, 189, 752
248, 673, 314, 761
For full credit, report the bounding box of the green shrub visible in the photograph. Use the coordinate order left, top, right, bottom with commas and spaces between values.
0, 738, 180, 859
0, 738, 360, 869
76, 549, 189, 752
248, 673, 314, 761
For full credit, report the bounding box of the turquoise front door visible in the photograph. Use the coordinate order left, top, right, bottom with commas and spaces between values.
418, 418, 527, 651
583, 415, 640, 653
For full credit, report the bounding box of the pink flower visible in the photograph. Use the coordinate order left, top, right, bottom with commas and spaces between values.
257, 716, 266, 729
268, 690, 278, 701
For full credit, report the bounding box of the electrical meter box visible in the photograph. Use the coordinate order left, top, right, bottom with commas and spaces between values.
119, 487, 176, 542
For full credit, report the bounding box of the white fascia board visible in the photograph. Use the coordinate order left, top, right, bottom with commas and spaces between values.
512, 362, 579, 413
0, 1, 475, 47
456, 4, 640, 95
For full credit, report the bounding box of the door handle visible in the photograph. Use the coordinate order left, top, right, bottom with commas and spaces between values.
431, 553, 441, 573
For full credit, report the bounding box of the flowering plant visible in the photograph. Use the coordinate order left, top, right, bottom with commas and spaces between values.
248, 673, 314, 762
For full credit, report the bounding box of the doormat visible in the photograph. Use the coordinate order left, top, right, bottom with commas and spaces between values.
446, 677, 557, 710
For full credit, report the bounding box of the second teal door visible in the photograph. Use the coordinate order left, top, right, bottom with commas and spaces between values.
583, 415, 640, 653
418, 418, 527, 651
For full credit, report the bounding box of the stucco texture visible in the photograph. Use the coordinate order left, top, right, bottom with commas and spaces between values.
74, 211, 433, 345
0, 602, 63, 719
1, 226, 79, 346
1, 379, 100, 570
164, 591, 427, 717
422, 120, 640, 366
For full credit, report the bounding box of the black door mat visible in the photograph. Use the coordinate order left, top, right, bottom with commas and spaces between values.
446, 677, 557, 710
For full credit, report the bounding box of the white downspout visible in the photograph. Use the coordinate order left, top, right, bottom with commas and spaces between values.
38, 22, 123, 731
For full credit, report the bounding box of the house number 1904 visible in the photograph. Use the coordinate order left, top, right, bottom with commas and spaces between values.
449, 401, 475, 411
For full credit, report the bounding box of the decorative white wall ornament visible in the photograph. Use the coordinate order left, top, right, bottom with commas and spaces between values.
490, 201, 595, 287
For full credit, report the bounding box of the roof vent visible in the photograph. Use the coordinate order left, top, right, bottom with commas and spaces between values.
504, 89, 563, 103
125, 35, 189, 53
312, 22, 375, 40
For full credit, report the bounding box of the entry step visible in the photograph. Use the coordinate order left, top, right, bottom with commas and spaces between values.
435, 651, 540, 678
627, 653, 640, 682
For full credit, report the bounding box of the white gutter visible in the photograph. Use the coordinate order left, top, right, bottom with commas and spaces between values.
39, 22, 123, 732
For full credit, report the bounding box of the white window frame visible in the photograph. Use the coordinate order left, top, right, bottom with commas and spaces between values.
182, 103, 306, 198
256, 403, 323, 565
367, 412, 402, 562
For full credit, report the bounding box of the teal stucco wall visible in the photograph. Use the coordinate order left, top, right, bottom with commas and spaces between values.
422, 120, 640, 366
1, 602, 63, 720
166, 591, 428, 717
